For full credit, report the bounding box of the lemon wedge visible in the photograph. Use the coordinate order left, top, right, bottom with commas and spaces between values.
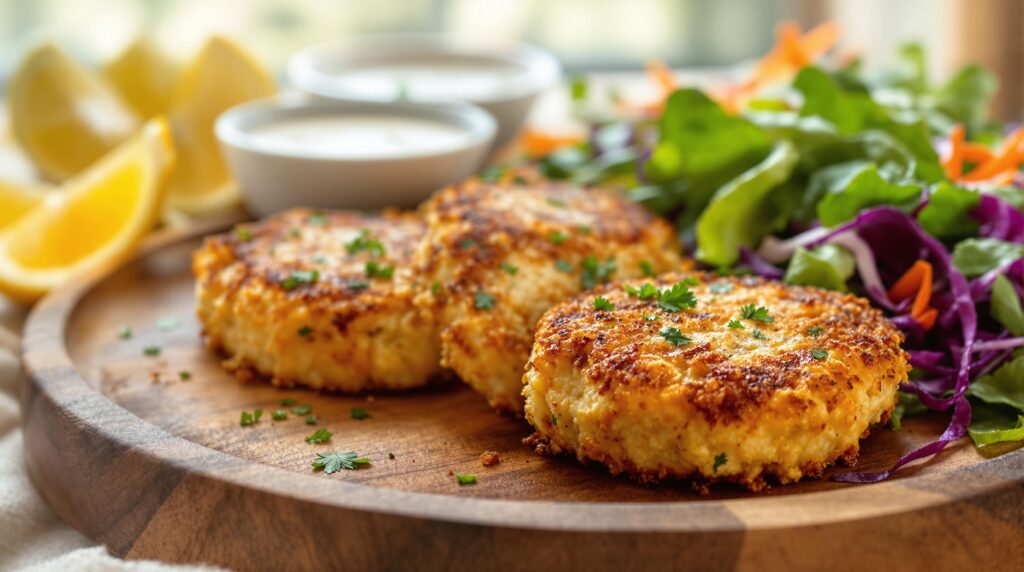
166, 36, 275, 215
0, 118, 174, 304
8, 43, 140, 182
104, 38, 180, 118
0, 179, 48, 230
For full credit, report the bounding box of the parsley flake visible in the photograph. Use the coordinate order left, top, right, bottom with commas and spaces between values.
713, 452, 727, 473
306, 415, 318, 425
709, 282, 734, 294
455, 473, 478, 485
459, 238, 478, 249
350, 407, 370, 420
297, 325, 312, 337
280, 398, 296, 406
575, 224, 593, 234
682, 276, 700, 286
806, 326, 824, 337
431, 281, 442, 294
234, 227, 253, 241
625, 283, 659, 300
593, 296, 615, 311
474, 290, 496, 310
659, 327, 692, 346
639, 260, 656, 277
281, 270, 320, 291
555, 259, 574, 273
307, 211, 327, 226
117, 326, 132, 340
727, 320, 744, 329
643, 315, 658, 322
580, 256, 616, 289
740, 304, 774, 322
271, 410, 288, 421
240, 408, 263, 426
547, 230, 569, 244
178, 370, 192, 381
810, 348, 829, 360
365, 261, 394, 279
347, 280, 369, 291
312, 451, 370, 473
143, 346, 161, 357
546, 197, 567, 208
291, 404, 312, 415
657, 281, 698, 312
305, 427, 333, 444
753, 329, 768, 340
500, 262, 519, 275
346, 230, 385, 257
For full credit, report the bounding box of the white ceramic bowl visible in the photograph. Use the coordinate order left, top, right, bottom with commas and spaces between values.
287, 35, 561, 151
215, 96, 495, 216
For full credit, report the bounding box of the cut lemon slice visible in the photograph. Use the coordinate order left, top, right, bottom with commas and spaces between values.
104, 38, 180, 118
166, 36, 275, 215
8, 43, 140, 182
0, 118, 174, 304
0, 179, 49, 230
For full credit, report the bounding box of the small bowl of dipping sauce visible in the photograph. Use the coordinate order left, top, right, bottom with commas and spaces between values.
215, 96, 495, 216
287, 35, 561, 151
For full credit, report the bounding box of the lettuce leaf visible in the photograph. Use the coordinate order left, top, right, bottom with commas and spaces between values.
783, 243, 855, 291
968, 355, 1024, 410
815, 163, 920, 227
951, 238, 1024, 278
991, 273, 1024, 336
695, 140, 799, 267
968, 401, 1024, 447
917, 182, 980, 240
934, 65, 998, 133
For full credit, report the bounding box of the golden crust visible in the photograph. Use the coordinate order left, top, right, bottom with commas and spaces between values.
193, 208, 442, 392
522, 272, 909, 489
416, 179, 686, 412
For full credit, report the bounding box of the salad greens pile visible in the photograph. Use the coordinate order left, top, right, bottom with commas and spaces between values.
532, 43, 1024, 481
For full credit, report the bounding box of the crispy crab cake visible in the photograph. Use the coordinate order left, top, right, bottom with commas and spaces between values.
522, 273, 909, 490
194, 208, 442, 392
416, 179, 685, 413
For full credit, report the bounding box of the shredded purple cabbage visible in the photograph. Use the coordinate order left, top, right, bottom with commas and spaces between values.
739, 246, 785, 279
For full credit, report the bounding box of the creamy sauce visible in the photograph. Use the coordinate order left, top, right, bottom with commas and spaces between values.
328, 59, 526, 101
248, 115, 470, 158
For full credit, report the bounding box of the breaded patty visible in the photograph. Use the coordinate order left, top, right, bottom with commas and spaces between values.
522, 273, 909, 490
194, 208, 442, 392
416, 179, 685, 413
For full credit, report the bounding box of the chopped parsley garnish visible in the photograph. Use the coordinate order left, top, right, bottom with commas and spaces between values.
156, 317, 179, 330
297, 325, 312, 337
709, 282, 734, 294
178, 370, 192, 381
347, 280, 369, 291
656, 281, 698, 312
305, 427, 333, 444
117, 326, 132, 340
500, 262, 519, 275
311, 255, 327, 265
312, 451, 370, 473
280, 398, 296, 406
580, 256, 616, 289
455, 473, 478, 485
234, 227, 253, 241
346, 230, 385, 257
807, 326, 824, 337
350, 407, 370, 420
753, 329, 768, 340
659, 327, 692, 346
281, 270, 320, 290
551, 413, 558, 425
643, 315, 658, 321
289, 228, 301, 238
625, 283, 659, 300
459, 238, 478, 249
555, 259, 574, 273
431, 281, 442, 294
307, 211, 327, 225
306, 415, 318, 425
713, 452, 727, 473
271, 409, 288, 421
365, 261, 394, 279
474, 290, 496, 310
727, 320, 744, 329
593, 296, 615, 311
291, 404, 312, 415
740, 304, 774, 323
546, 197, 567, 208
547, 230, 569, 244
240, 409, 263, 426
639, 260, 656, 277
479, 165, 506, 182
575, 224, 593, 234
143, 346, 161, 357
810, 348, 829, 360
682, 276, 700, 286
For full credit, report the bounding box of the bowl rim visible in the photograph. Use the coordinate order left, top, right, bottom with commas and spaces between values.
287, 33, 562, 104
215, 94, 497, 163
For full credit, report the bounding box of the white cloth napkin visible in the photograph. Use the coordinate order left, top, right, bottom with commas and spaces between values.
0, 310, 222, 571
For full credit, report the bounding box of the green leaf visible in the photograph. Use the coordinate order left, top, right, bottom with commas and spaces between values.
659, 327, 692, 346
968, 401, 1024, 447
474, 290, 497, 310
312, 451, 370, 474
815, 163, 920, 227
968, 355, 1024, 410
951, 238, 1024, 278
991, 274, 1024, 336
917, 182, 980, 240
350, 407, 370, 420
580, 256, 616, 289
305, 428, 333, 444
593, 296, 615, 311
656, 281, 698, 312
890, 391, 928, 431
695, 140, 800, 267
783, 243, 856, 291
740, 304, 774, 323
455, 473, 478, 485
934, 65, 998, 132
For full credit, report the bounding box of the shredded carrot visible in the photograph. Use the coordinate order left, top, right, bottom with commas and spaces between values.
961, 143, 994, 164
888, 260, 931, 301
888, 260, 937, 332
910, 263, 933, 318
799, 21, 841, 60
915, 308, 938, 331
520, 128, 585, 158
942, 124, 965, 180
776, 21, 810, 67
961, 128, 1024, 182
646, 59, 678, 97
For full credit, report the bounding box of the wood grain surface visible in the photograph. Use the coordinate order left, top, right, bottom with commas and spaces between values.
20, 220, 1024, 571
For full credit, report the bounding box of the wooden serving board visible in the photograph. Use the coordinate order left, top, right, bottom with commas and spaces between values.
21, 219, 1024, 571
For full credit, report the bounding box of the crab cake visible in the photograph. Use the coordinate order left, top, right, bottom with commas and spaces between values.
416, 179, 684, 413
522, 273, 909, 490
194, 208, 442, 392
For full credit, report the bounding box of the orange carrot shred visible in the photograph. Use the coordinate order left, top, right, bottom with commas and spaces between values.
961, 143, 994, 164
777, 21, 810, 67
961, 128, 1024, 182
942, 124, 965, 180
915, 308, 938, 331
520, 128, 584, 158
910, 262, 933, 319
888, 260, 931, 301
799, 21, 841, 59
646, 59, 678, 96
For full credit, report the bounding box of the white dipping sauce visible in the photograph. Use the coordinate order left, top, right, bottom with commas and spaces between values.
248, 115, 470, 159
328, 59, 527, 101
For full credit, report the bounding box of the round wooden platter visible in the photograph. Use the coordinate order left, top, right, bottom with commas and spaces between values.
20, 218, 1024, 571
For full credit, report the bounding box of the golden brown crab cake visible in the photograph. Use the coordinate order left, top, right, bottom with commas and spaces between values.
194, 208, 442, 392
522, 273, 909, 490
416, 179, 685, 413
